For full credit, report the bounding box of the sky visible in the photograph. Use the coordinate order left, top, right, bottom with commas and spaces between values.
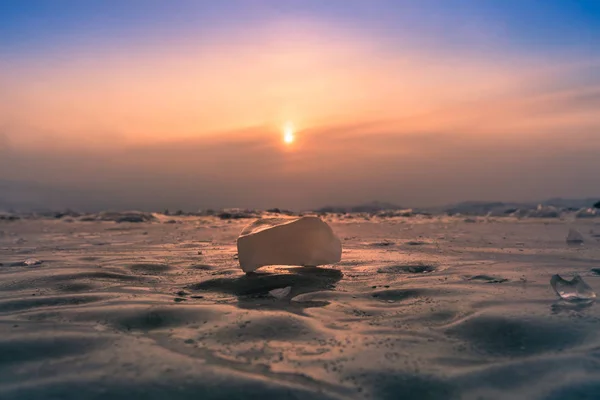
1, 0, 599, 211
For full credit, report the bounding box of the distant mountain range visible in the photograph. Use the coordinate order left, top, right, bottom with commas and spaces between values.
1, 178, 599, 214
442, 198, 600, 214
316, 198, 600, 215
540, 198, 600, 209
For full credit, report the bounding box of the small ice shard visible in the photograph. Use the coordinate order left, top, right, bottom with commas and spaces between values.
468, 275, 508, 284
13, 258, 43, 267
550, 274, 596, 302
236, 216, 342, 272
269, 286, 292, 299
566, 229, 584, 244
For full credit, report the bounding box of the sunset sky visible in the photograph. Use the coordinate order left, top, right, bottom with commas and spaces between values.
1, 1, 599, 211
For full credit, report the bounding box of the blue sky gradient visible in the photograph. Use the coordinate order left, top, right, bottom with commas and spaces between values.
2, 1, 599, 56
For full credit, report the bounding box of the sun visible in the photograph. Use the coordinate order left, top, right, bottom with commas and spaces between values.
283, 124, 295, 144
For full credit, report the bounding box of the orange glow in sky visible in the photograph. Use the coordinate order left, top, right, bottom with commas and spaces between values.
0, 20, 560, 150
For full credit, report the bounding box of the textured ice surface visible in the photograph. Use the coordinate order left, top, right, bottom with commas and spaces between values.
4, 216, 600, 399
550, 274, 596, 302
566, 228, 584, 244
237, 216, 342, 272
269, 286, 292, 299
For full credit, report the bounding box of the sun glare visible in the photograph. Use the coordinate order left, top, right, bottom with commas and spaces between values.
283, 124, 295, 144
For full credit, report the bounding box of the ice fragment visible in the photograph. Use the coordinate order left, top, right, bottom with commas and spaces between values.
237, 216, 342, 272
269, 286, 292, 299
550, 274, 596, 302
566, 229, 584, 244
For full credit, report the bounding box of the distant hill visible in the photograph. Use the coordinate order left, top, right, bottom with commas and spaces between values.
314, 198, 600, 215
1, 179, 599, 215
541, 197, 600, 209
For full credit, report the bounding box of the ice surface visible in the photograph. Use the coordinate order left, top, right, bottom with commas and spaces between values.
236, 216, 342, 272
269, 286, 292, 299
566, 228, 584, 244
4, 214, 600, 398
550, 274, 596, 302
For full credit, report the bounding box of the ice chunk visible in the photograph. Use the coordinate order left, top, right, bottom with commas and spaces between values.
526, 205, 560, 218
12, 258, 42, 267
236, 216, 342, 272
97, 211, 156, 223
269, 286, 292, 299
575, 208, 597, 219
218, 208, 260, 220
550, 274, 596, 302
566, 228, 584, 244
0, 213, 19, 221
